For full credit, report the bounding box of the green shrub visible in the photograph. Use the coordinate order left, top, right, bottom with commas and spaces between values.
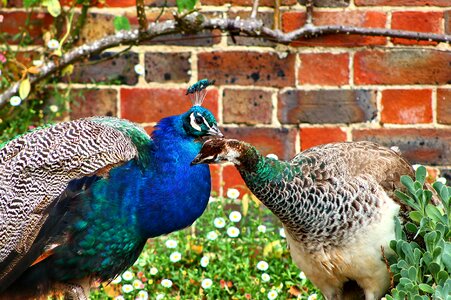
386, 166, 451, 300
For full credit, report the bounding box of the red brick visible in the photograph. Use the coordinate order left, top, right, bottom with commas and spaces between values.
223, 89, 273, 125
391, 12, 442, 45
354, 49, 451, 85
222, 165, 250, 198
446, 11, 451, 34
300, 127, 347, 150
299, 53, 349, 85
381, 89, 432, 124
145, 52, 191, 83
352, 129, 450, 165
1, 12, 53, 44
355, 0, 450, 6
200, 0, 296, 6
0, 0, 23, 7
437, 89, 451, 124
209, 165, 222, 195
221, 127, 298, 160
198, 51, 296, 88
70, 89, 118, 119
282, 11, 387, 47
120, 88, 219, 123
278, 89, 377, 124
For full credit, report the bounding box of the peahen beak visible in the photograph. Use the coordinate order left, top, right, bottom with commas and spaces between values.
207, 124, 223, 138
190, 155, 203, 166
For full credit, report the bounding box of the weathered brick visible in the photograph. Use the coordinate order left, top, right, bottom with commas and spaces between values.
437, 89, 451, 125
1, 12, 53, 44
355, 0, 450, 6
67, 52, 139, 85
282, 11, 386, 47
227, 11, 276, 47
70, 89, 118, 119
278, 90, 377, 124
381, 89, 432, 124
75, 13, 115, 45
145, 52, 191, 83
354, 50, 451, 85
120, 88, 219, 123
200, 0, 296, 6
300, 127, 347, 150
222, 165, 250, 197
299, 53, 349, 85
438, 168, 451, 185
221, 127, 298, 160
0, 0, 23, 7
391, 12, 442, 45
198, 51, 296, 88
298, 0, 350, 7
223, 89, 273, 125
352, 129, 451, 165
445, 10, 451, 35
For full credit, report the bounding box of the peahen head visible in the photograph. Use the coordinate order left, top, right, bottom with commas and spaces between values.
182, 106, 222, 138
191, 138, 257, 166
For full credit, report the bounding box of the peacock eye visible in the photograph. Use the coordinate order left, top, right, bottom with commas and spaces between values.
195, 116, 204, 125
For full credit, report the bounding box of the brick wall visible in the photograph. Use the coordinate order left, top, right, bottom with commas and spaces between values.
1, 0, 450, 195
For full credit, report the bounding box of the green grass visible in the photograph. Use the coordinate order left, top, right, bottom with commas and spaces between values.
90, 191, 321, 300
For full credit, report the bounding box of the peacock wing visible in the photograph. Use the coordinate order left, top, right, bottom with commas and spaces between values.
0, 117, 148, 286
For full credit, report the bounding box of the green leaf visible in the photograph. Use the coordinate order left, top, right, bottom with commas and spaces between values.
19, 78, 31, 99
409, 211, 423, 223
113, 16, 131, 31
24, 0, 41, 7
401, 175, 415, 193
396, 191, 419, 210
42, 0, 61, 17
415, 166, 427, 185
437, 270, 449, 285
405, 222, 418, 233
429, 262, 440, 277
418, 283, 434, 294
425, 204, 444, 223
176, 0, 197, 12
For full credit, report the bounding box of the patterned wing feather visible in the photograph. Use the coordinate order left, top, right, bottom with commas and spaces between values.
0, 118, 142, 282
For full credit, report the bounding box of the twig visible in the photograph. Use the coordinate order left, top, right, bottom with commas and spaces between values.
1, 14, 450, 108
305, 0, 314, 26
136, 0, 148, 33
273, 0, 280, 30
250, 0, 259, 19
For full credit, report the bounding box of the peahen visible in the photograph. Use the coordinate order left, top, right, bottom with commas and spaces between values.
0, 79, 221, 299
192, 138, 423, 300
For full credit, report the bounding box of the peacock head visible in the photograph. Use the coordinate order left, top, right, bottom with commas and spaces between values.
191, 138, 246, 166
182, 106, 223, 138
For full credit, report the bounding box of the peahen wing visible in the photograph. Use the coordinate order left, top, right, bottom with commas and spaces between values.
0, 117, 148, 286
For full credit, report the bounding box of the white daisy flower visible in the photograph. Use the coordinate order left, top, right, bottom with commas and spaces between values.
200, 256, 209, 267
121, 284, 133, 293
165, 239, 177, 248
10, 96, 21, 106
122, 270, 134, 281
149, 267, 158, 275
161, 279, 173, 288
47, 39, 60, 50
134, 64, 145, 75
279, 228, 286, 238
214, 217, 226, 228
437, 177, 447, 184
111, 275, 122, 284
267, 290, 278, 300
137, 290, 149, 300
229, 211, 242, 223
261, 273, 270, 282
32, 60, 43, 66
227, 226, 240, 238
257, 225, 267, 233
201, 278, 213, 289
266, 153, 279, 160
299, 271, 306, 280
49, 105, 58, 112
207, 231, 218, 240
308, 294, 318, 300
169, 251, 181, 263
114, 296, 125, 300
155, 294, 165, 300
226, 188, 240, 199
257, 260, 269, 271
132, 279, 144, 289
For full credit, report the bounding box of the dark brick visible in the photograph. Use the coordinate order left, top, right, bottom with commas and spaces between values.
75, 13, 115, 45
221, 127, 298, 160
223, 89, 273, 125
0, 0, 23, 7
227, 12, 276, 47
145, 52, 191, 83
445, 11, 451, 35
67, 52, 139, 85
298, 0, 350, 7
354, 50, 451, 85
438, 168, 451, 185
200, 0, 296, 6
1, 12, 53, 44
120, 88, 219, 123
352, 129, 451, 166
437, 89, 451, 125
198, 51, 296, 88
70, 89, 118, 119
355, 0, 450, 6
278, 89, 377, 124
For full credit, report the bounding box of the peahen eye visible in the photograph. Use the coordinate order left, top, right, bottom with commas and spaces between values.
195, 116, 204, 125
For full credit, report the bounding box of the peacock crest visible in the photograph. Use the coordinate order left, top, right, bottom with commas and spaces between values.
186, 78, 215, 106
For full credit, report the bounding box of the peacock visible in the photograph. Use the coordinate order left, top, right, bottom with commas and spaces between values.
192, 138, 423, 300
0, 79, 221, 299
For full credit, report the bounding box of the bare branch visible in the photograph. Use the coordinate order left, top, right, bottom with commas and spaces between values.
305, 0, 314, 26
250, 0, 259, 19
136, 0, 148, 33
1, 14, 450, 108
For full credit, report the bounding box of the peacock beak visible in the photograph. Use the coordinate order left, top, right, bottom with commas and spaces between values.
207, 124, 223, 138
